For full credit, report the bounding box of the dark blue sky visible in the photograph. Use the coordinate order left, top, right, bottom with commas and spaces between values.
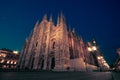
0, 0, 120, 65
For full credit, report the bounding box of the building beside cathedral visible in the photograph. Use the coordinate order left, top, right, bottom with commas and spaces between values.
114, 48, 120, 71
114, 57, 120, 71
17, 14, 109, 71
0, 48, 19, 69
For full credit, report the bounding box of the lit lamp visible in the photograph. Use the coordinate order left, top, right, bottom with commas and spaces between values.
11, 61, 13, 64
7, 61, 10, 64
97, 56, 101, 60
92, 46, 97, 51
0, 59, 4, 63
13, 51, 18, 54
14, 62, 17, 64
88, 47, 92, 52
88, 46, 97, 52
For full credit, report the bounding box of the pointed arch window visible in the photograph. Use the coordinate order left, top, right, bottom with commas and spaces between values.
36, 42, 38, 47
52, 42, 55, 49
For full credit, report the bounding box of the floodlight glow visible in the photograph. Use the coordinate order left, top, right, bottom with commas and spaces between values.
13, 51, 18, 54
92, 46, 97, 51
88, 47, 92, 51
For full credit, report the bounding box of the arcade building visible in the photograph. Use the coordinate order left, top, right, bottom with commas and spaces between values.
0, 48, 19, 69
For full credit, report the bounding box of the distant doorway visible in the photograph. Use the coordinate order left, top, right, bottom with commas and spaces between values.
31, 57, 34, 69
51, 57, 55, 69
41, 60, 44, 69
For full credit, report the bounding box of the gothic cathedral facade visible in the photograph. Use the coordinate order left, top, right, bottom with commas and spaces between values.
18, 14, 95, 71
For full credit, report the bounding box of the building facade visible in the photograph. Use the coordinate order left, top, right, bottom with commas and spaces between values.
86, 40, 110, 70
114, 48, 120, 71
17, 14, 109, 71
0, 48, 19, 69
114, 57, 120, 71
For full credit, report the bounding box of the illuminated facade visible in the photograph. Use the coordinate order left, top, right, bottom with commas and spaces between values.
18, 14, 109, 71
86, 41, 110, 70
0, 48, 19, 69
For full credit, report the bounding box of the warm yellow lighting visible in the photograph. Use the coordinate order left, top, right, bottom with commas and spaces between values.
100, 56, 103, 59
97, 57, 101, 59
13, 51, 18, 54
3, 54, 6, 57
97, 56, 103, 60
103, 61, 106, 63
11, 61, 13, 64
88, 46, 97, 52
7, 61, 10, 64
92, 46, 97, 51
88, 47, 92, 51
0, 53, 6, 57
1, 59, 4, 63
14, 62, 17, 64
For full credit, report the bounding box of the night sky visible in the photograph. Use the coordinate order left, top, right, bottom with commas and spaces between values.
0, 0, 120, 65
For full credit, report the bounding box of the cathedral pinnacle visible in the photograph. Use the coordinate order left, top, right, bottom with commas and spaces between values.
60, 12, 64, 24
57, 13, 60, 26
72, 28, 75, 33
57, 12, 66, 27
42, 14, 47, 21
49, 14, 52, 22
35, 20, 39, 27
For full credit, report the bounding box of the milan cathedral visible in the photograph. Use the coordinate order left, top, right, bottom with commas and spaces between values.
17, 14, 109, 71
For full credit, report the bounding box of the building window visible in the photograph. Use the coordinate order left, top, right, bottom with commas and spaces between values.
41, 59, 44, 69
52, 42, 55, 49
69, 47, 74, 59
51, 57, 55, 69
36, 42, 38, 47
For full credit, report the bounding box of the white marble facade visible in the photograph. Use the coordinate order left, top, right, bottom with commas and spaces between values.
18, 14, 95, 71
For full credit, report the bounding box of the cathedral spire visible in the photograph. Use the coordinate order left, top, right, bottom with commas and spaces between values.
57, 13, 60, 26
68, 24, 71, 32
33, 20, 39, 32
35, 20, 39, 27
72, 28, 75, 33
49, 14, 52, 22
42, 14, 47, 21
60, 12, 64, 24
57, 12, 66, 26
